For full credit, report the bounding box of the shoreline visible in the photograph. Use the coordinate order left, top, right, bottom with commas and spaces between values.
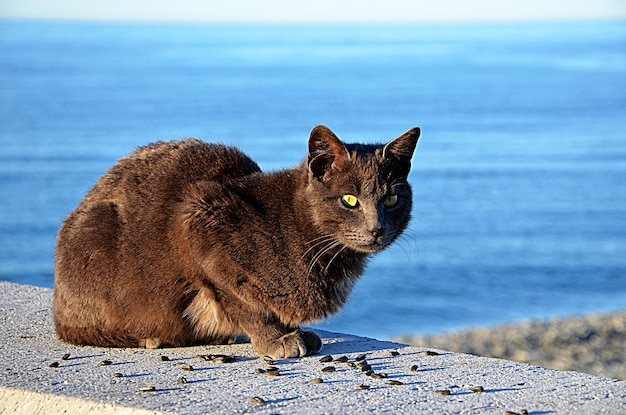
396, 310, 626, 380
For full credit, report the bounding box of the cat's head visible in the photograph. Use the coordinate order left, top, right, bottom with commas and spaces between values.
305, 125, 420, 254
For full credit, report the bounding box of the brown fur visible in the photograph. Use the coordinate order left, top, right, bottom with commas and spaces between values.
53, 125, 420, 359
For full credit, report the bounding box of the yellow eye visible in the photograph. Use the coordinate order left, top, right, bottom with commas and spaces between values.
341, 194, 359, 208
384, 195, 399, 207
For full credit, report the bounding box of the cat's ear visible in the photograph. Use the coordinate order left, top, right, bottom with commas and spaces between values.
308, 125, 350, 181
382, 127, 421, 177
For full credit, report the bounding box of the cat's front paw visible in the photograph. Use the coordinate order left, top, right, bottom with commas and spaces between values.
260, 329, 322, 359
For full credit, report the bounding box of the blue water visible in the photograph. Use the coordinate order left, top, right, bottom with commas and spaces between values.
1, 20, 625, 338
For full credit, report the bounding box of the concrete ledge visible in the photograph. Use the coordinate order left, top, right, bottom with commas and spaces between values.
1, 281, 624, 414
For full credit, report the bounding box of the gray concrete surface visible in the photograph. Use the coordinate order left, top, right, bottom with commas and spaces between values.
1, 281, 625, 414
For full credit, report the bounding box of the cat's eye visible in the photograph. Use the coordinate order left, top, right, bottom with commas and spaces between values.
341, 194, 359, 208
384, 195, 399, 207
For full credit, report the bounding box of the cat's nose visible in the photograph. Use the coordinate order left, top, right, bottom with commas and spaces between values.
369, 226, 384, 238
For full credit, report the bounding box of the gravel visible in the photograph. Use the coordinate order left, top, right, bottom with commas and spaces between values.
396, 311, 626, 380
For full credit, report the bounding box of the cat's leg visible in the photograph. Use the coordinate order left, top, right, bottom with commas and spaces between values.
244, 322, 322, 359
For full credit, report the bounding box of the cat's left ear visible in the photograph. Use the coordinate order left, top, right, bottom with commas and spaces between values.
308, 125, 350, 181
382, 127, 421, 177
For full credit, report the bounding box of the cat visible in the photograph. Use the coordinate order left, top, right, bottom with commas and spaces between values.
53, 125, 420, 359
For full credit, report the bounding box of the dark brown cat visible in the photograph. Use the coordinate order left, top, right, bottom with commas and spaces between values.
53, 125, 420, 359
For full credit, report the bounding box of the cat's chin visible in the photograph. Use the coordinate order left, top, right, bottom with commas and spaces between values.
350, 243, 388, 254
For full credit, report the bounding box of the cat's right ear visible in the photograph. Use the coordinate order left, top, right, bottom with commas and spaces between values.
307, 125, 350, 181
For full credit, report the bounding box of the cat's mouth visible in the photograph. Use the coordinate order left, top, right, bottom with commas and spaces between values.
351, 237, 388, 253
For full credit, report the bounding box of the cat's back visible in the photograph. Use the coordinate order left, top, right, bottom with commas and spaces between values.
85, 139, 260, 204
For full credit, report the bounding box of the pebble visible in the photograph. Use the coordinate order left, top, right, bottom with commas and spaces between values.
100, 360, 112, 366
180, 364, 193, 371
410, 365, 419, 372
158, 355, 170, 362
321, 366, 336, 373
435, 389, 451, 396
309, 378, 324, 384
388, 380, 403, 386
389, 351, 400, 356
357, 384, 370, 390
470, 386, 485, 393
355, 354, 367, 361
61, 353, 71, 360
112, 373, 124, 378
319, 355, 334, 363
48, 362, 59, 368
334, 355, 349, 363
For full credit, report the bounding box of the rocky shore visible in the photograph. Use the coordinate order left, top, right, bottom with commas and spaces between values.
396, 311, 626, 380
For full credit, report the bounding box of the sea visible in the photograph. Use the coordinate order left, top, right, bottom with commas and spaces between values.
1, 19, 625, 339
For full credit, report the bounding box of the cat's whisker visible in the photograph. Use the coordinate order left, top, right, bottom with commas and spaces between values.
307, 240, 341, 275
324, 245, 347, 274
301, 235, 336, 262
395, 230, 420, 269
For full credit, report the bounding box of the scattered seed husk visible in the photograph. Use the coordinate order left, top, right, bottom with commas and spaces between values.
255, 368, 267, 374
435, 389, 451, 396
250, 396, 265, 405
503, 412, 520, 415
61, 353, 71, 361
389, 351, 400, 356
469, 386, 485, 393
263, 356, 274, 366
139, 386, 156, 392
48, 362, 59, 368
410, 365, 419, 372
213, 355, 235, 364
520, 410, 529, 415
347, 362, 356, 368
358, 384, 370, 390
319, 355, 333, 363
196, 354, 236, 363
180, 364, 193, 371
359, 364, 372, 372
321, 366, 336, 373
309, 378, 324, 384
158, 355, 170, 362
334, 356, 349, 363
177, 376, 187, 384
112, 373, 124, 378
424, 351, 440, 356
364, 370, 374, 377
378, 372, 388, 378
369, 373, 384, 379
264, 369, 279, 377
388, 380, 404, 386
355, 354, 367, 361
100, 360, 112, 366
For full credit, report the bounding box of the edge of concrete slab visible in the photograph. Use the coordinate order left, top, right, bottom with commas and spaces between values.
1, 281, 625, 414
